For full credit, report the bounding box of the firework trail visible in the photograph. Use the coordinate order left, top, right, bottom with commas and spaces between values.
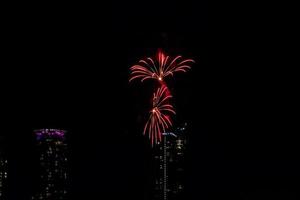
143, 85, 176, 145
129, 49, 194, 83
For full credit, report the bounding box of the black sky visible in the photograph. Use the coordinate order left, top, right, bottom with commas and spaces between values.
2, 1, 299, 200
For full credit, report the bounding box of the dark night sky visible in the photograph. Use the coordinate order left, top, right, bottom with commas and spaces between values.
2, 1, 299, 200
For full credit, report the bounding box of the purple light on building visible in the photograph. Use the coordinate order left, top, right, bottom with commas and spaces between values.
34, 129, 66, 140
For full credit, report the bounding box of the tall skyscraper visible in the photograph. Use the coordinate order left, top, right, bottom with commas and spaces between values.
0, 136, 8, 200
152, 123, 188, 200
32, 129, 69, 200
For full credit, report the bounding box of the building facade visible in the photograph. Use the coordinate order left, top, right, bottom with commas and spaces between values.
0, 153, 8, 200
32, 129, 69, 200
152, 123, 187, 200
0, 135, 8, 200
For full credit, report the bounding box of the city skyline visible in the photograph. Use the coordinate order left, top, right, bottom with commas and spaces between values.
2, 1, 299, 199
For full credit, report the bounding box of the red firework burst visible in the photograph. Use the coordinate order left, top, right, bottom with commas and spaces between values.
143, 85, 176, 145
129, 50, 194, 83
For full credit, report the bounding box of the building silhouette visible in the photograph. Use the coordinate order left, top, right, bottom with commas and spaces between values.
31, 129, 69, 200
0, 136, 8, 200
152, 123, 187, 200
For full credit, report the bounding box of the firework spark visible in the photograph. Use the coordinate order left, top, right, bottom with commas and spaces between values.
143, 85, 176, 145
129, 50, 194, 83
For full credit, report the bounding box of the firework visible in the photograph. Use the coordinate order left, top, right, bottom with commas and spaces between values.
129, 50, 194, 83
129, 49, 194, 146
143, 85, 176, 145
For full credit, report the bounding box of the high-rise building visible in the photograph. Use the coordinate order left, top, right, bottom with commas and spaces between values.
0, 157, 8, 200
32, 129, 69, 200
152, 123, 188, 200
0, 137, 8, 200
